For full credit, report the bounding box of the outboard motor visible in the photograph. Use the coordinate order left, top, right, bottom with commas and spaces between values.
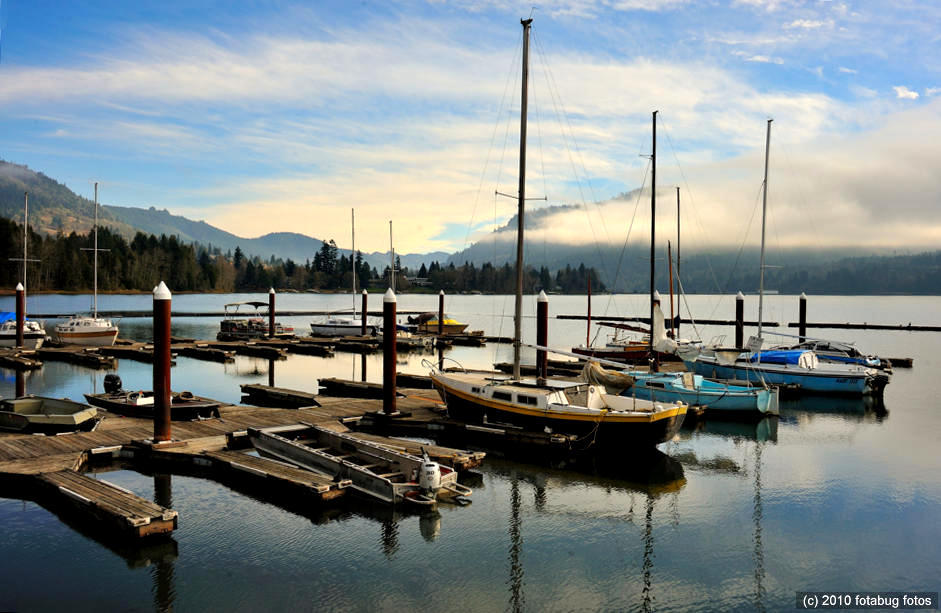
418, 448, 442, 496
103, 374, 123, 395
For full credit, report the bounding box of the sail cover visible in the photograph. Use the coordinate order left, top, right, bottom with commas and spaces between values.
747, 350, 815, 367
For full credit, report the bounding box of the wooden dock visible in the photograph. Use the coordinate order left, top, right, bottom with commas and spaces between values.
0, 393, 483, 540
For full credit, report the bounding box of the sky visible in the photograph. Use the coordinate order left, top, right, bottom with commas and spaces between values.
0, 0, 938, 256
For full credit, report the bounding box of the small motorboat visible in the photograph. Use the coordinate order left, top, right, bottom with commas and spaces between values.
218, 301, 295, 341
0, 314, 47, 349
410, 312, 468, 335
84, 375, 221, 420
0, 395, 100, 433
248, 424, 473, 506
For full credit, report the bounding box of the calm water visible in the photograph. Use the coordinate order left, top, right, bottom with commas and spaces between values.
1, 293, 939, 612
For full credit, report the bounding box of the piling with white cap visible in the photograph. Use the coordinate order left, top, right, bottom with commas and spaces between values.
536, 290, 548, 382
153, 281, 172, 442
383, 289, 397, 415
268, 288, 276, 338
15, 282, 24, 348
735, 291, 745, 349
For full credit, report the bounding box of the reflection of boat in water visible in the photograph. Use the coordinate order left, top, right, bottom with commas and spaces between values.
680, 415, 779, 443
778, 393, 888, 422
0, 395, 99, 433
218, 301, 294, 341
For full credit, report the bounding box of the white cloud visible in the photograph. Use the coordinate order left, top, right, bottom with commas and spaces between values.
926, 87, 941, 97
893, 86, 919, 100
838, 66, 857, 74
783, 19, 833, 30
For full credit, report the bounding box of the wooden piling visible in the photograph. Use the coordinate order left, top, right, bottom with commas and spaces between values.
799, 292, 807, 343
438, 290, 444, 337
361, 289, 368, 336
651, 290, 661, 372
268, 288, 275, 338
735, 291, 744, 349
536, 290, 548, 381
15, 282, 24, 348
15, 370, 25, 398
383, 289, 397, 415
153, 282, 172, 443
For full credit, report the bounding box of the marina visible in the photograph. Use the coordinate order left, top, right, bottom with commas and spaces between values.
0, 7, 938, 611
0, 290, 938, 611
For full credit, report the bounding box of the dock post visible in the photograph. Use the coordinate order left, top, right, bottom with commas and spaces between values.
15, 370, 24, 398
361, 289, 368, 336
268, 357, 275, 387
153, 281, 172, 443
15, 282, 24, 348
268, 288, 275, 338
536, 290, 548, 382
735, 291, 744, 349
798, 292, 807, 343
650, 290, 661, 372
383, 289, 397, 415
438, 290, 444, 336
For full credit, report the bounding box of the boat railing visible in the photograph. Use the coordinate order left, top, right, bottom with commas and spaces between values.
423, 357, 466, 374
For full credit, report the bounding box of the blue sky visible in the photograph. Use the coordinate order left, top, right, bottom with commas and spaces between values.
0, 0, 938, 254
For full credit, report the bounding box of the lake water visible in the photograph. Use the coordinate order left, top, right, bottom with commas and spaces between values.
1, 293, 939, 612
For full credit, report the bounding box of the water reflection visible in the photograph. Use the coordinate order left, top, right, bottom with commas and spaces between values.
780, 394, 888, 423
152, 474, 176, 613
681, 416, 779, 443
508, 475, 524, 613
753, 443, 766, 613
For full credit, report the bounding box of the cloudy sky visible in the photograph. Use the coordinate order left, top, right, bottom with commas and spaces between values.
0, 0, 938, 255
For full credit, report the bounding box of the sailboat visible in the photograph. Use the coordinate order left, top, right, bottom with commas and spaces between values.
429, 18, 687, 447
54, 183, 119, 346
309, 209, 378, 337
678, 121, 889, 396
0, 191, 47, 348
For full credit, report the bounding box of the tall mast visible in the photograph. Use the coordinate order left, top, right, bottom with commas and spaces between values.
22, 191, 28, 290
351, 208, 357, 317
758, 119, 772, 338
93, 182, 99, 318
649, 111, 658, 369
389, 220, 395, 291
676, 186, 680, 338
512, 17, 532, 381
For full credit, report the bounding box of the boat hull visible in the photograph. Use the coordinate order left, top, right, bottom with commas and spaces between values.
0, 332, 46, 349
432, 378, 685, 447
55, 328, 118, 346
624, 374, 779, 416
417, 323, 468, 335
84, 392, 221, 420
0, 396, 99, 433
310, 323, 378, 337
686, 358, 874, 395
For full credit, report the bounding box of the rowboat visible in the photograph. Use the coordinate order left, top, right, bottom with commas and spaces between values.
0, 396, 99, 433
248, 424, 473, 506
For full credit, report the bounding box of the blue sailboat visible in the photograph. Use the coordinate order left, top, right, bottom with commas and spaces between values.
620, 370, 779, 416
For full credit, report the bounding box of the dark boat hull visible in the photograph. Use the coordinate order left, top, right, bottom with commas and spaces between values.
434, 383, 684, 447
84, 393, 221, 420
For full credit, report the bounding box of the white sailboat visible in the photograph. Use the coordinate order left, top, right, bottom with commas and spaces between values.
309, 209, 377, 337
0, 191, 47, 349
55, 182, 119, 346
678, 121, 889, 396
429, 18, 687, 447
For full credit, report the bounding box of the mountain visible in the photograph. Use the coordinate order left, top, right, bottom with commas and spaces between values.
0, 159, 443, 271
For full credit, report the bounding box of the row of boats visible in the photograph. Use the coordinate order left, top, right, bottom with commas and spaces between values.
217, 300, 468, 341
426, 20, 891, 451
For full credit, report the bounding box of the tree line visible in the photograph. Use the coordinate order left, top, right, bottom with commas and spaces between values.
0, 217, 607, 294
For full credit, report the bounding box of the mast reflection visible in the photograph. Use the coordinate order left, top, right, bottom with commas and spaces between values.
508, 475, 524, 613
